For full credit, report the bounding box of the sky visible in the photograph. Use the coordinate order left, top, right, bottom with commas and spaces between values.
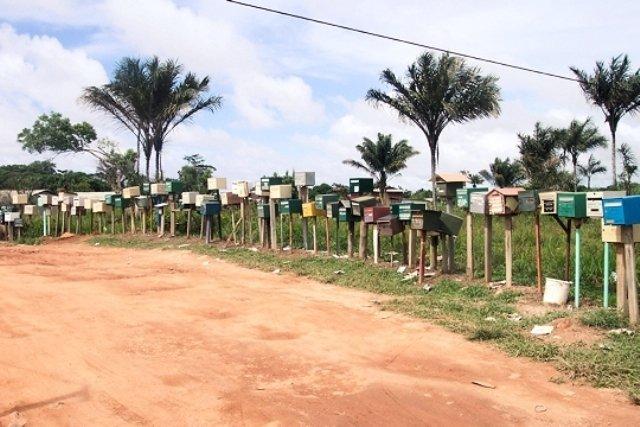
1, 0, 640, 190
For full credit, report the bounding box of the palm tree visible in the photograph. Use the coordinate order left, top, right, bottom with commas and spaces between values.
367, 52, 501, 200
571, 55, 640, 187
342, 133, 419, 204
578, 154, 606, 190
517, 122, 565, 190
461, 170, 484, 187
618, 143, 638, 194
479, 157, 524, 188
557, 118, 607, 191
82, 56, 222, 180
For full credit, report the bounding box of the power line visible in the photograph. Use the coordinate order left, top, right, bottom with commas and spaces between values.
226, 0, 579, 82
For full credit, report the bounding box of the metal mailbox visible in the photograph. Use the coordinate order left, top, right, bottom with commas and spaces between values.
315, 194, 339, 210
398, 201, 428, 221
279, 199, 302, 215
364, 206, 390, 224
518, 190, 539, 213
114, 197, 130, 210
350, 195, 377, 216
260, 177, 283, 192
339, 206, 359, 222
439, 212, 464, 236
349, 177, 374, 194
269, 184, 292, 199
377, 215, 403, 236
603, 196, 640, 225
587, 191, 626, 218
150, 183, 168, 195
104, 194, 117, 205
233, 181, 250, 198
326, 202, 341, 219
23, 205, 36, 216
200, 202, 221, 216
207, 177, 227, 190
295, 172, 315, 187
196, 194, 217, 207
257, 203, 277, 219
456, 188, 467, 208
136, 196, 152, 209
181, 191, 199, 205
557, 192, 587, 218
142, 182, 151, 195
539, 191, 558, 215
410, 210, 442, 232
11, 193, 28, 205
221, 191, 242, 206
302, 202, 323, 218
122, 186, 141, 199
602, 223, 640, 243
166, 180, 184, 195
469, 191, 488, 215
4, 212, 20, 222
437, 182, 465, 199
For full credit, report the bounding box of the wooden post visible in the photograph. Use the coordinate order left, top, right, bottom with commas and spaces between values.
170, 201, 176, 237
130, 207, 136, 234
401, 228, 408, 266
418, 230, 426, 285
186, 208, 192, 238
347, 220, 355, 258
484, 215, 493, 283
505, 215, 513, 287
441, 235, 448, 273
279, 211, 284, 251
622, 226, 638, 325
121, 209, 126, 235
335, 218, 340, 256
466, 212, 473, 279
534, 212, 543, 295
205, 216, 212, 244
373, 224, 380, 264
429, 236, 438, 270
445, 199, 455, 273
217, 213, 223, 241
55, 206, 60, 237
269, 198, 277, 250
60, 209, 65, 235
300, 186, 309, 250
240, 200, 246, 245
288, 214, 293, 249
408, 229, 416, 269
358, 221, 368, 259
248, 199, 254, 245
199, 214, 204, 239
324, 217, 331, 254
615, 244, 628, 316
312, 217, 318, 254
231, 209, 237, 243
159, 209, 165, 237
110, 210, 115, 234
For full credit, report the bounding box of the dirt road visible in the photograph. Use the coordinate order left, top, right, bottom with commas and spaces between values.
0, 240, 638, 425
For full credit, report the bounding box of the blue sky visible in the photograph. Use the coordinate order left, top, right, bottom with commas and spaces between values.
1, 0, 640, 189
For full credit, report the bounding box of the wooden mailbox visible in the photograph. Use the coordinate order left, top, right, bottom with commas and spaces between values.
557, 192, 587, 219
122, 186, 141, 199
151, 183, 167, 196
315, 194, 339, 210
260, 177, 283, 192
539, 191, 558, 215
23, 205, 36, 216
11, 193, 28, 205
142, 182, 151, 195
221, 191, 242, 206
434, 172, 469, 199
83, 198, 94, 210
181, 192, 199, 206
207, 177, 227, 191
377, 215, 403, 237
279, 199, 302, 215
92, 201, 111, 213
603, 196, 640, 226
364, 206, 390, 224
295, 172, 315, 187
439, 212, 464, 236
254, 181, 269, 197
200, 202, 221, 216
602, 223, 640, 243
518, 190, 539, 213
302, 202, 323, 218
410, 210, 442, 233
269, 184, 292, 199
233, 181, 250, 198
587, 191, 626, 218
487, 187, 523, 215
350, 195, 377, 217
349, 178, 374, 195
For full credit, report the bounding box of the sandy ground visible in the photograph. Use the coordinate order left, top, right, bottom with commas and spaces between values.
0, 240, 639, 426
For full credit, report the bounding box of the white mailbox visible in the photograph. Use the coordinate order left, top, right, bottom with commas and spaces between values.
254, 181, 269, 197
83, 199, 94, 210
586, 191, 626, 218
37, 194, 52, 207
4, 212, 20, 222
181, 192, 198, 205
269, 184, 292, 199
23, 205, 36, 216
92, 201, 112, 213
207, 178, 227, 190
295, 172, 315, 187
233, 181, 250, 198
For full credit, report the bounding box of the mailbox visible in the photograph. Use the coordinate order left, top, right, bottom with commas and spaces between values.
603, 196, 640, 225
181, 191, 198, 205
315, 194, 339, 210
257, 203, 277, 219
602, 223, 640, 243
114, 197, 130, 210
105, 194, 117, 205
410, 210, 442, 232
4, 212, 20, 222
92, 201, 112, 213
207, 177, 227, 190
456, 188, 467, 208
398, 201, 428, 221
539, 192, 558, 215
377, 215, 403, 236
200, 202, 221, 216
364, 206, 390, 224
70, 206, 78, 216
23, 205, 36, 216
37, 194, 52, 207
339, 206, 359, 222
326, 202, 341, 219
51, 196, 59, 205
439, 212, 464, 236
151, 183, 168, 195
302, 202, 323, 218
142, 182, 151, 195
261, 177, 283, 192
136, 196, 152, 209
61, 203, 69, 212
270, 184, 292, 199
11, 193, 28, 205
196, 194, 217, 207
221, 191, 242, 206
279, 199, 302, 215
83, 198, 94, 210
518, 190, 539, 213
233, 181, 250, 198
349, 177, 374, 194
295, 172, 315, 187
166, 180, 184, 194
487, 188, 523, 215
469, 191, 488, 214
122, 186, 140, 199
557, 192, 587, 218
587, 191, 626, 218
350, 195, 377, 216
60, 195, 74, 206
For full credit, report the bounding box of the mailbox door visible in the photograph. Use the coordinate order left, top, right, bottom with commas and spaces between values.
469, 192, 487, 215
518, 191, 538, 213
488, 195, 505, 215
539, 192, 557, 215
456, 189, 468, 208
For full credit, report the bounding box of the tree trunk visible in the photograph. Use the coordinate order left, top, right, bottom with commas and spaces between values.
610, 125, 617, 188
573, 158, 578, 191
155, 150, 161, 181
430, 147, 437, 207
136, 132, 141, 175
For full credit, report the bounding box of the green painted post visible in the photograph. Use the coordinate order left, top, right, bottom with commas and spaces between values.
575, 226, 581, 308
603, 242, 610, 308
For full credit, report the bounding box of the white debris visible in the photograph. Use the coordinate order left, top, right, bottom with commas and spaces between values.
531, 325, 554, 336
94, 242, 100, 246
608, 328, 634, 336
177, 244, 190, 249
484, 316, 497, 322
249, 247, 259, 252
333, 270, 345, 275
507, 313, 522, 322
422, 284, 432, 292
397, 266, 407, 274
402, 271, 418, 281
283, 246, 291, 251
272, 269, 281, 274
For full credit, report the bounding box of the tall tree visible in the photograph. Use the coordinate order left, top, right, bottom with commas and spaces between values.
178, 154, 216, 193
367, 52, 501, 200
557, 118, 607, 191
571, 55, 640, 187
618, 143, 638, 194
517, 122, 565, 189
479, 157, 524, 188
82, 56, 222, 180
342, 133, 419, 203
578, 154, 607, 190
96, 149, 142, 191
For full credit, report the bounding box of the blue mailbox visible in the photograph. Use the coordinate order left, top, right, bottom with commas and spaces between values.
200, 202, 221, 216
603, 195, 640, 226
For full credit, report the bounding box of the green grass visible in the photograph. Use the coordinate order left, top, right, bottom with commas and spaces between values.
90, 234, 640, 403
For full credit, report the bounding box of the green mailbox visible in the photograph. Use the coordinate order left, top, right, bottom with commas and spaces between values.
166, 180, 184, 194
104, 194, 117, 205
349, 178, 374, 194
141, 182, 151, 195
339, 206, 359, 222
315, 193, 339, 210
260, 177, 283, 192
257, 203, 277, 218
456, 189, 467, 208
439, 212, 464, 236
114, 196, 129, 210
398, 201, 428, 221
410, 210, 441, 232
557, 192, 587, 218
279, 199, 302, 215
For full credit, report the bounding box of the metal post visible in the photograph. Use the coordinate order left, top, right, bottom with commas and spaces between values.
574, 224, 581, 308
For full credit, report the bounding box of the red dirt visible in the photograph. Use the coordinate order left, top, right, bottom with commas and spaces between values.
0, 240, 638, 425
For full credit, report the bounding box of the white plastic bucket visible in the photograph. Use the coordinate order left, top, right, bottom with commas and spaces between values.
543, 277, 571, 305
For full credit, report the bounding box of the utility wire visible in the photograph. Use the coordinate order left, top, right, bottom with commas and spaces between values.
226, 0, 579, 82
